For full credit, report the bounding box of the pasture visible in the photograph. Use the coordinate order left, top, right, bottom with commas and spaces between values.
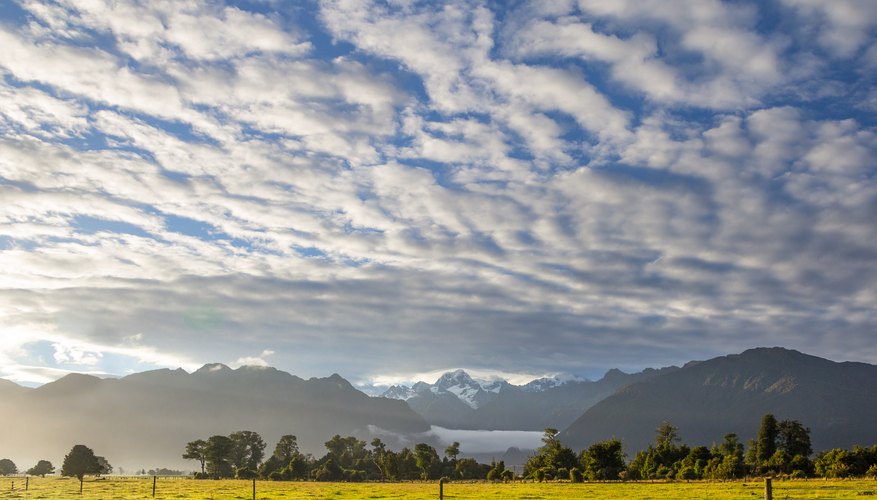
1, 477, 876, 499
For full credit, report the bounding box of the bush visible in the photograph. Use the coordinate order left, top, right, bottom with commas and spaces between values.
501, 469, 514, 482
677, 466, 697, 480
268, 471, 283, 481
569, 467, 583, 483
866, 464, 877, 479
556, 467, 568, 480
790, 470, 807, 479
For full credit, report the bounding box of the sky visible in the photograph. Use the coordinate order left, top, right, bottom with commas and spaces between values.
0, 0, 875, 390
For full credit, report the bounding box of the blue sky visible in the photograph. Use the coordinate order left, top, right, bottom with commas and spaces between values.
0, 0, 875, 390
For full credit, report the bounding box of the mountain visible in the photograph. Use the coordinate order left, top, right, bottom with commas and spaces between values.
559, 347, 877, 453
0, 365, 428, 471
382, 366, 677, 430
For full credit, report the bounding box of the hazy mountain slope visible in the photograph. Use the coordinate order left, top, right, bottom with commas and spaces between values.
460, 367, 677, 431
559, 347, 877, 452
0, 365, 427, 471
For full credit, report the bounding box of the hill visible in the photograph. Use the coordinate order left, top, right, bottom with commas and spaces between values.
559, 347, 877, 452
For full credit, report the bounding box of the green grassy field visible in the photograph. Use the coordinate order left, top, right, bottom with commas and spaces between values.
1, 477, 876, 499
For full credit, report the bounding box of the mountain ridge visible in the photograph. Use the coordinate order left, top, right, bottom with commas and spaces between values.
559, 347, 877, 452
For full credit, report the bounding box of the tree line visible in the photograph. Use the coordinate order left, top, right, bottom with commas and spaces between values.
523, 414, 877, 482
4, 413, 877, 483
182, 432, 499, 481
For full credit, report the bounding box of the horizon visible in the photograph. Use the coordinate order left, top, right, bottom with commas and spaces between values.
1, 1, 876, 392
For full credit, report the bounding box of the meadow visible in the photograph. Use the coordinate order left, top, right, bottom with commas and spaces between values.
1, 477, 877, 499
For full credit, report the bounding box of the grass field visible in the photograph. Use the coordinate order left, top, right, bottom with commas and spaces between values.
1, 477, 876, 499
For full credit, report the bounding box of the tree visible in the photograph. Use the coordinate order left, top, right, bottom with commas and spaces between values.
61, 444, 101, 492
777, 420, 812, 458
229, 430, 266, 471
273, 435, 299, 463
413, 443, 439, 480
445, 441, 460, 462
183, 439, 208, 475
655, 421, 680, 448
756, 414, 779, 464
27, 460, 55, 477
95, 456, 112, 476
581, 439, 626, 480
205, 435, 235, 478
0, 458, 17, 475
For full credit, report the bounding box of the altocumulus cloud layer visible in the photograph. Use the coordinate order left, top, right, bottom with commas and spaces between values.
0, 0, 876, 386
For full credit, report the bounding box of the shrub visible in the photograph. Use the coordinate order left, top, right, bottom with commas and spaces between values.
569, 467, 584, 483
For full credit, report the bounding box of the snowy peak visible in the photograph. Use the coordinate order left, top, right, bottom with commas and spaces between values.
522, 373, 587, 392
380, 369, 572, 409
381, 384, 417, 400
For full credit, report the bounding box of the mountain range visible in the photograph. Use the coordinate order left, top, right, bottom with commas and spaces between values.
2, 347, 877, 471
380, 366, 678, 431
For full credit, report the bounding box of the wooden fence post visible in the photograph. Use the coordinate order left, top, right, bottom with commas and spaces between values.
26, 476, 29, 491
764, 477, 772, 500
153, 475, 157, 497
439, 477, 444, 500
252, 477, 256, 500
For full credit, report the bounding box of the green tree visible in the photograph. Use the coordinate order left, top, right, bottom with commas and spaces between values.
229, 430, 266, 471
61, 444, 101, 492
445, 441, 461, 462
0, 459, 17, 475
95, 456, 112, 476
27, 460, 54, 477
183, 439, 208, 475
413, 443, 439, 480
581, 439, 626, 480
523, 428, 577, 478
455, 458, 482, 479
655, 421, 680, 448
777, 420, 812, 458
205, 435, 235, 478
756, 414, 779, 464
274, 435, 299, 463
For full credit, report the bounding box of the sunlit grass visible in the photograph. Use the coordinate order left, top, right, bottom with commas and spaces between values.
1, 477, 876, 499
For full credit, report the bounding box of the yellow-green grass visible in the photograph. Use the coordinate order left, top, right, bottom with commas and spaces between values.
1, 477, 876, 499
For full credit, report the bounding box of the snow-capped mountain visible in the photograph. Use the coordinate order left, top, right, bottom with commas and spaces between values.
379, 366, 679, 430
381, 369, 511, 410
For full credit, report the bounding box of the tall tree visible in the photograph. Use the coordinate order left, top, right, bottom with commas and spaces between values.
777, 420, 812, 458
183, 439, 208, 475
229, 430, 266, 471
413, 443, 439, 480
756, 414, 779, 464
655, 421, 680, 448
205, 435, 235, 478
273, 435, 299, 463
445, 441, 460, 462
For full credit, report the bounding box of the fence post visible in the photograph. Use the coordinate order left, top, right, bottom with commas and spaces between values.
252, 477, 256, 500
153, 475, 156, 497
439, 477, 444, 500
764, 477, 772, 500
26, 477, 29, 491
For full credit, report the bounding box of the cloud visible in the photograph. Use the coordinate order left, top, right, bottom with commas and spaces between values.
0, 0, 875, 388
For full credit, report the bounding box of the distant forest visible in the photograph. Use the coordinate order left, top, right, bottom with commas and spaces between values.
5, 413, 875, 483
